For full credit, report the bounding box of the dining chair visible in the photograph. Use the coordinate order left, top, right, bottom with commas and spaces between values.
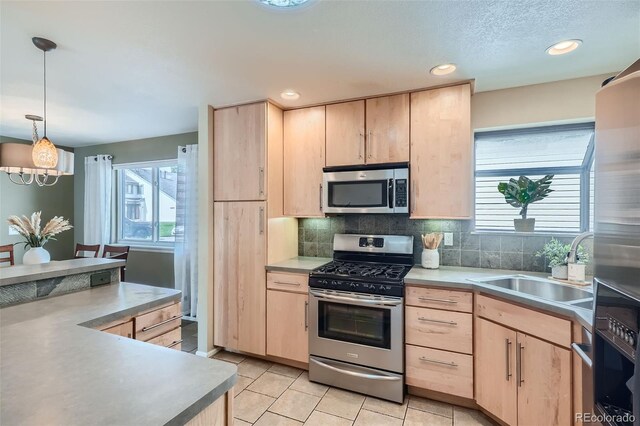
74, 243, 101, 259
0, 244, 15, 267
102, 245, 130, 281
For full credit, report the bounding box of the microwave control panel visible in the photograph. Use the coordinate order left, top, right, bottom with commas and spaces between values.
395, 179, 407, 207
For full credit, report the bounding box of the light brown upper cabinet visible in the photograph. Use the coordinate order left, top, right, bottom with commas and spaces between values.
365, 94, 410, 164
214, 103, 267, 201
283, 106, 326, 217
213, 201, 267, 356
326, 100, 366, 167
410, 84, 472, 219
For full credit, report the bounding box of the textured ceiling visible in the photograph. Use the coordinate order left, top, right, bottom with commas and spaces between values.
1, 0, 638, 147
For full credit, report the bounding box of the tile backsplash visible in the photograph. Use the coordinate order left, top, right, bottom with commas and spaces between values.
298, 215, 594, 274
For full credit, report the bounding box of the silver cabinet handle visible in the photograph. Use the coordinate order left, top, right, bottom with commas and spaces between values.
310, 289, 402, 306
505, 339, 512, 381
419, 356, 458, 367
141, 315, 181, 332
367, 131, 373, 159
418, 317, 457, 326
359, 132, 364, 159
418, 296, 458, 304
517, 343, 524, 387
571, 343, 592, 368
258, 167, 265, 196
167, 339, 183, 348
259, 206, 265, 235
310, 357, 401, 381
305, 300, 309, 331
319, 184, 323, 211
274, 281, 300, 287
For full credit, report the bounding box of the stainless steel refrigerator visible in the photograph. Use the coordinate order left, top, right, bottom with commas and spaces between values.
593, 58, 640, 425
595, 58, 640, 299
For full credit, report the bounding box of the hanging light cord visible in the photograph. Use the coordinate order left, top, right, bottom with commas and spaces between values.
43, 49, 47, 138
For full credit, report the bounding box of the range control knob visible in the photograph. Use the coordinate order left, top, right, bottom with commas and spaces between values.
629, 334, 636, 347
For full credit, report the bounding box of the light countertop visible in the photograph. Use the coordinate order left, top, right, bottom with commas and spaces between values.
0, 258, 125, 287
266, 256, 332, 273
0, 282, 236, 426
266, 257, 593, 329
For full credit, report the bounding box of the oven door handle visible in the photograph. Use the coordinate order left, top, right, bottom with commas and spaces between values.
309, 290, 402, 306
310, 357, 402, 381
571, 343, 593, 368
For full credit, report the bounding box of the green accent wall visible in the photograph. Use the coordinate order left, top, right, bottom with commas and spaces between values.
0, 136, 75, 263
73, 132, 197, 289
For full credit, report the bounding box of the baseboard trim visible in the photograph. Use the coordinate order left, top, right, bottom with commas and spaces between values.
196, 348, 219, 358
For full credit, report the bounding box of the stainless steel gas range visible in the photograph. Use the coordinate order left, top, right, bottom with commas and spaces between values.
307, 234, 413, 403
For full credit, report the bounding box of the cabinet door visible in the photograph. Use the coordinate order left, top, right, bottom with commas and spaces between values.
517, 333, 571, 426
267, 290, 308, 363
283, 106, 325, 217
365, 94, 410, 164
214, 103, 266, 201
326, 100, 365, 167
475, 317, 517, 426
214, 201, 267, 355
410, 84, 472, 218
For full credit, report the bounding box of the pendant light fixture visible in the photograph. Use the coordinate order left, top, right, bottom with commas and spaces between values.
31, 37, 58, 169
0, 37, 74, 187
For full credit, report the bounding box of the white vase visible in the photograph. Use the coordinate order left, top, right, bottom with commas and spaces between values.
421, 249, 440, 269
551, 265, 568, 280
23, 247, 51, 265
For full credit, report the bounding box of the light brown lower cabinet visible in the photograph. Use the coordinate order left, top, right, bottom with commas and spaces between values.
406, 344, 473, 399
266, 289, 308, 363
475, 317, 571, 426
96, 302, 182, 351
102, 320, 134, 338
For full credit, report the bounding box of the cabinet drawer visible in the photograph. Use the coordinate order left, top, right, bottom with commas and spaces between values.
476, 294, 571, 348
102, 320, 134, 338
406, 344, 473, 399
406, 306, 473, 354
405, 286, 473, 313
267, 272, 308, 294
136, 303, 181, 342
148, 327, 183, 350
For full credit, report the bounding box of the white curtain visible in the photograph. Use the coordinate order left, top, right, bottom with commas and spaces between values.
84, 155, 112, 246
174, 145, 199, 317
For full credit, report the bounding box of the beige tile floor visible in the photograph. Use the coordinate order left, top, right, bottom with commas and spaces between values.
213, 351, 496, 426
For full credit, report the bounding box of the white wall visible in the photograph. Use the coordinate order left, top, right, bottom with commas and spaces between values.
471, 73, 616, 130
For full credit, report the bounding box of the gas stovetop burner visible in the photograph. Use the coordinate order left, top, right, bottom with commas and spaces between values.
312, 260, 410, 282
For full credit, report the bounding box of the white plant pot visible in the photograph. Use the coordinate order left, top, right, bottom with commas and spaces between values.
23, 247, 50, 265
551, 265, 568, 280
421, 249, 440, 269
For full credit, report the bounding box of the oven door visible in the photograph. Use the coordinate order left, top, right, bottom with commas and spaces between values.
308, 288, 403, 373
323, 169, 396, 214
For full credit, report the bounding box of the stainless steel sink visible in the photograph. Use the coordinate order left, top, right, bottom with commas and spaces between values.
470, 275, 593, 303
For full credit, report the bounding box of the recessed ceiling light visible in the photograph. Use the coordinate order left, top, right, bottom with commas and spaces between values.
281, 90, 300, 100
546, 39, 582, 56
430, 63, 457, 76
259, 0, 310, 7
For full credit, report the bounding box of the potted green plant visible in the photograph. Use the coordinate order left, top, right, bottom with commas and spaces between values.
497, 175, 554, 232
536, 238, 590, 279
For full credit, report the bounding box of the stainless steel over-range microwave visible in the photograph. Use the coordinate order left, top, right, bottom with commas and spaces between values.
322, 163, 409, 214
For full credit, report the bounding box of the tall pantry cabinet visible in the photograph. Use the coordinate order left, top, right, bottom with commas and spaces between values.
213, 102, 297, 356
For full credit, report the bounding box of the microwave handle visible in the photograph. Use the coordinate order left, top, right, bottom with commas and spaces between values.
388, 179, 394, 208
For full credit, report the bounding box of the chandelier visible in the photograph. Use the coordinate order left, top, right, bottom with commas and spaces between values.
0, 37, 73, 186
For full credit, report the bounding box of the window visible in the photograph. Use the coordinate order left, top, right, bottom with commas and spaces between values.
115, 160, 177, 247
474, 123, 595, 233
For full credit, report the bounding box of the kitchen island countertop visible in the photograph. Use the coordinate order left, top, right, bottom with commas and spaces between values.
0, 282, 236, 426
0, 257, 125, 287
